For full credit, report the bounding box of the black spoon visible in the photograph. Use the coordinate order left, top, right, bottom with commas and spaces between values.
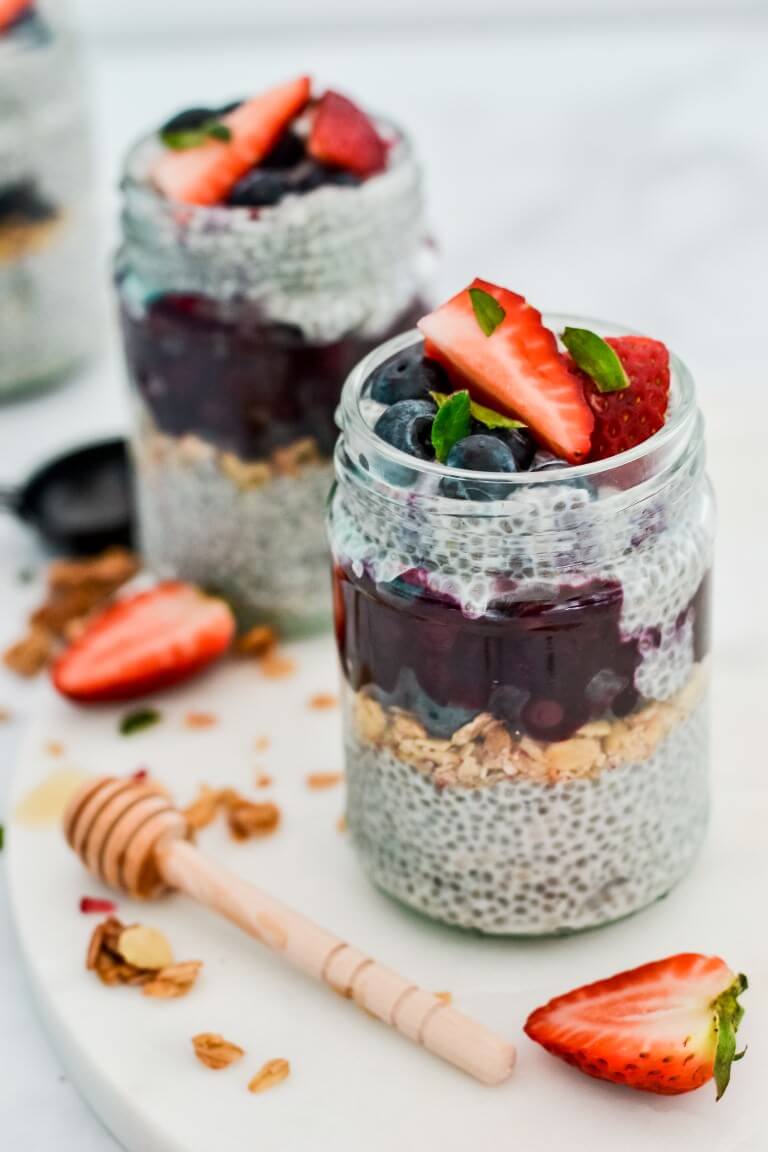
0, 438, 135, 555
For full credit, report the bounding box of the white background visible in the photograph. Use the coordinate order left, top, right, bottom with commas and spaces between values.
2, 2, 768, 1148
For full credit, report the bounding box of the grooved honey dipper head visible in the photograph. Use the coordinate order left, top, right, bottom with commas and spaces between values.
63, 776, 189, 899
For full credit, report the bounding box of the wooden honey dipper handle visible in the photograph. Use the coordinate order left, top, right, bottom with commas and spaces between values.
157, 839, 515, 1085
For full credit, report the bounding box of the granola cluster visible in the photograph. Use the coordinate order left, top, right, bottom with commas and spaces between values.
4, 548, 139, 677
352, 662, 708, 788
86, 917, 202, 998
183, 785, 281, 841
141, 429, 325, 492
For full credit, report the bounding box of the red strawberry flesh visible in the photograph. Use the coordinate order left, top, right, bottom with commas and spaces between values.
308, 91, 387, 178
152, 75, 311, 206
52, 581, 235, 702
418, 279, 594, 463
0, 0, 32, 30
525, 953, 747, 1098
578, 335, 670, 461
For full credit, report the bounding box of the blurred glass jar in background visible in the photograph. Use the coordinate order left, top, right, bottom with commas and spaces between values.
116, 97, 431, 636
0, 0, 100, 397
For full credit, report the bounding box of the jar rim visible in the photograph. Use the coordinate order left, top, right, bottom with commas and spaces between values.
338, 314, 698, 491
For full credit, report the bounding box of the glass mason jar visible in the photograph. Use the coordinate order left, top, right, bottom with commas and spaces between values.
0, 1, 99, 397
329, 320, 714, 936
116, 122, 430, 636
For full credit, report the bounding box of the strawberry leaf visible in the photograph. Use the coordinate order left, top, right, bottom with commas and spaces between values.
561, 327, 630, 393
713, 973, 748, 1101
469, 287, 505, 337
431, 391, 525, 430
431, 390, 471, 462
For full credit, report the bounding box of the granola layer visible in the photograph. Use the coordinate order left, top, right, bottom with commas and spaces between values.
351, 661, 708, 788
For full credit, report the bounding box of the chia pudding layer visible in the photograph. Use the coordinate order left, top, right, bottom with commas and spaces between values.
0, 4, 99, 395
329, 315, 715, 935
117, 83, 430, 633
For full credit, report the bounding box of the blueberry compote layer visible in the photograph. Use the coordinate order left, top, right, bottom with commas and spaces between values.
335, 565, 711, 742
120, 293, 426, 461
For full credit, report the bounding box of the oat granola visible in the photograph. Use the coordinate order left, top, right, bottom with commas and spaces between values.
351, 661, 709, 788
192, 1033, 245, 1070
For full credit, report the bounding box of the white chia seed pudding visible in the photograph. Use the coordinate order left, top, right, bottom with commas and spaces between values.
117, 85, 430, 635
0, 4, 99, 396
329, 321, 715, 934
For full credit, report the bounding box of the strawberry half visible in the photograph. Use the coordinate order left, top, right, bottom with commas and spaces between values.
0, 0, 32, 30
525, 953, 747, 1099
576, 335, 670, 461
308, 91, 387, 178
152, 75, 311, 206
52, 582, 235, 702
418, 279, 594, 463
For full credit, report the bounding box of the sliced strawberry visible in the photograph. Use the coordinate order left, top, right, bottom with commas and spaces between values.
0, 0, 31, 30
308, 91, 387, 178
152, 75, 311, 206
52, 582, 235, 702
418, 279, 594, 463
525, 953, 747, 1099
575, 335, 670, 461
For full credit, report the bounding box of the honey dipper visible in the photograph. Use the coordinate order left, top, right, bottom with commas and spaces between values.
63, 775, 516, 1085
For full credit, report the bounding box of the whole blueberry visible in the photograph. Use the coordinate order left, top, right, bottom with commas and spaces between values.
226, 169, 293, 208
482, 426, 537, 470
370, 345, 448, 404
374, 399, 436, 459
440, 434, 518, 500
530, 450, 568, 472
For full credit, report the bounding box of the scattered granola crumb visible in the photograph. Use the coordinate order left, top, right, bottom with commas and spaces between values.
336, 814, 347, 833
0, 708, 11, 724
184, 711, 218, 729
4, 627, 54, 677
118, 925, 174, 970
44, 741, 65, 757
238, 625, 277, 658
227, 798, 281, 842
255, 773, 273, 789
183, 784, 222, 832
254, 735, 271, 752
435, 991, 453, 1004
80, 896, 117, 915
260, 651, 297, 680
308, 693, 338, 711
306, 772, 344, 791
192, 1033, 245, 1070
248, 1058, 291, 1094
87, 917, 202, 998
143, 962, 203, 999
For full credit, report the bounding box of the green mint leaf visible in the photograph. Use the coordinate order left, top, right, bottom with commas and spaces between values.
469, 287, 505, 337
119, 707, 162, 737
431, 390, 471, 463
0, 824, 4, 852
205, 121, 232, 142
713, 973, 748, 1101
431, 391, 525, 430
561, 327, 630, 393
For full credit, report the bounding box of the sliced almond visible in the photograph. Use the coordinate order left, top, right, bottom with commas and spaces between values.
248, 1058, 291, 1094
118, 925, 173, 970
143, 961, 203, 999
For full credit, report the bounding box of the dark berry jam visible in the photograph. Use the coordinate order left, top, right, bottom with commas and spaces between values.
119, 291, 426, 461
334, 565, 712, 742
